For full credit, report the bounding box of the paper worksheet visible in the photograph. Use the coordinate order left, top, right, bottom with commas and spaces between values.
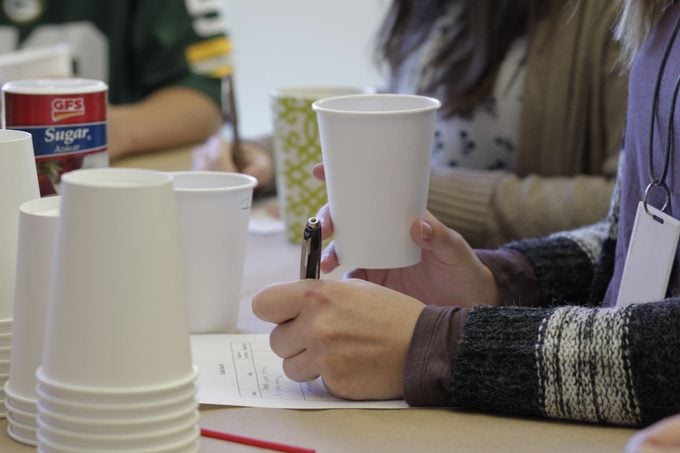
190, 334, 408, 409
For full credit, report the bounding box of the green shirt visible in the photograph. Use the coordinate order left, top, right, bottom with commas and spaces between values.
0, 0, 231, 105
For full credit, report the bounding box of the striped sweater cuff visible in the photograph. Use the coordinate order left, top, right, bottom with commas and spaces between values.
450, 302, 680, 426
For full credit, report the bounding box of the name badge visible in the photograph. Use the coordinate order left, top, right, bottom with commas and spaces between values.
617, 201, 680, 307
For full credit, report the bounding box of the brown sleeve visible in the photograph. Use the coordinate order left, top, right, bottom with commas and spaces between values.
404, 305, 468, 406
475, 247, 540, 308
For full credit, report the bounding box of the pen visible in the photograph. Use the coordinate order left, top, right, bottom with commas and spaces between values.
300, 217, 322, 279
224, 73, 244, 169
201, 427, 316, 453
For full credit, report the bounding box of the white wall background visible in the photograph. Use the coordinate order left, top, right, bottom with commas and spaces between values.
222, 0, 390, 137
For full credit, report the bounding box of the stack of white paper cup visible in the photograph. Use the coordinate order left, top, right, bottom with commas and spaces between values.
0, 322, 11, 418
0, 44, 72, 84
0, 129, 41, 420
4, 196, 60, 446
35, 168, 199, 452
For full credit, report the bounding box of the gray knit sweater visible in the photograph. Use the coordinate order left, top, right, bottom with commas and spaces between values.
403, 5, 680, 427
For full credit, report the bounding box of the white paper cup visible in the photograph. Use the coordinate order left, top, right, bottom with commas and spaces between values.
0, 319, 12, 333
271, 86, 375, 243
38, 416, 199, 450
6, 196, 60, 402
313, 94, 440, 268
38, 168, 194, 390
36, 366, 197, 404
5, 398, 36, 422
5, 386, 36, 413
6, 391, 39, 445
0, 129, 39, 319
38, 404, 198, 435
0, 44, 72, 84
36, 382, 197, 419
170, 171, 257, 333
7, 414, 38, 446
37, 436, 199, 453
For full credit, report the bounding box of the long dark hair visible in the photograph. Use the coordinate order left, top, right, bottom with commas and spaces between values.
376, 0, 555, 117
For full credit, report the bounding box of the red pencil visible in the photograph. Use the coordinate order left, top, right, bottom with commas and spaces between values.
200, 427, 316, 453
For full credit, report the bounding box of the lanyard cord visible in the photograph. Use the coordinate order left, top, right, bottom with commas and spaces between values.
644, 11, 680, 213
647, 12, 680, 185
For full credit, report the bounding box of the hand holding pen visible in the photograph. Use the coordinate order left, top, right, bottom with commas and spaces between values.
300, 217, 322, 279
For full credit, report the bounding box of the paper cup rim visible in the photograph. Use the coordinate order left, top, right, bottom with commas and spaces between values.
37, 431, 199, 452
2, 77, 107, 94
60, 168, 171, 189
38, 414, 199, 441
5, 399, 37, 418
312, 93, 441, 115
270, 85, 376, 100
19, 195, 60, 217
7, 423, 38, 446
36, 365, 197, 395
38, 403, 198, 427
36, 383, 197, 410
0, 44, 69, 67
7, 414, 37, 432
0, 129, 32, 143
168, 171, 257, 192
4, 382, 37, 405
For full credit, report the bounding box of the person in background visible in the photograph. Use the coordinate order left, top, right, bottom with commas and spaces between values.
194, 0, 628, 246
253, 0, 680, 429
0, 0, 225, 161
377, 0, 628, 248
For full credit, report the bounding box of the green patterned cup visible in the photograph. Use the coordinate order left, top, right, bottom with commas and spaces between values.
271, 86, 374, 243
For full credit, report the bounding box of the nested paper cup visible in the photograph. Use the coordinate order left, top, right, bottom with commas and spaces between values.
313, 93, 441, 268
36, 380, 197, 418
0, 332, 11, 346
0, 129, 39, 320
37, 363, 197, 404
7, 414, 38, 446
5, 384, 36, 412
36, 384, 197, 419
0, 346, 11, 361
271, 85, 375, 243
0, 44, 71, 84
5, 398, 36, 425
38, 404, 198, 435
6, 399, 38, 445
5, 386, 36, 413
38, 415, 199, 450
0, 319, 12, 334
8, 196, 60, 402
37, 436, 199, 453
38, 168, 193, 390
169, 171, 256, 333
0, 360, 10, 375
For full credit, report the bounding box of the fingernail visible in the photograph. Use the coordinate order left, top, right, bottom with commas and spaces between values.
420, 220, 433, 241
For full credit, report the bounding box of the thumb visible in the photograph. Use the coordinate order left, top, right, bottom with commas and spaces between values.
411, 212, 471, 265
